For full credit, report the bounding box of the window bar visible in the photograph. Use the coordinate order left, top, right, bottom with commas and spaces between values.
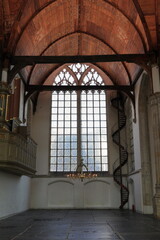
93, 91, 96, 171
52, 92, 56, 172
50, 94, 52, 171
99, 91, 102, 171
86, 91, 89, 170
56, 92, 59, 172
70, 92, 71, 171
63, 91, 66, 172
77, 90, 81, 168
105, 92, 108, 171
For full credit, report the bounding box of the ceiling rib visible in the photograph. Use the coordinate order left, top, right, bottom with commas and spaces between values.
104, 0, 148, 52
27, 32, 132, 85
93, 63, 123, 86
10, 0, 58, 54
11, 0, 147, 55
132, 0, 153, 50
7, 0, 148, 87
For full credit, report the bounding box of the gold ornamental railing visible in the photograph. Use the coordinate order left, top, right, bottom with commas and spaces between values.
0, 131, 37, 176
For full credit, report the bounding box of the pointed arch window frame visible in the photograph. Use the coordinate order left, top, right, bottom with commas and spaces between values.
50, 63, 108, 174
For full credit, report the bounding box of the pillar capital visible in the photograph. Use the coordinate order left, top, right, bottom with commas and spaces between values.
151, 65, 160, 93
148, 92, 160, 106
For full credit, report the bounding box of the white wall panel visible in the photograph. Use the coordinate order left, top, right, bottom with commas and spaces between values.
48, 181, 74, 208
0, 171, 31, 219
84, 180, 110, 208
30, 177, 120, 209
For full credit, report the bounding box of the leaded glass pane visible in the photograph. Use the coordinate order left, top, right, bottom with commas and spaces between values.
102, 164, 108, 171
50, 165, 56, 171
80, 89, 108, 172
64, 165, 70, 171
95, 164, 101, 171
50, 64, 108, 173
50, 157, 56, 164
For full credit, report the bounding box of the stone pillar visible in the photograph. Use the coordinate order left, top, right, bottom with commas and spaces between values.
148, 93, 160, 218
152, 65, 160, 93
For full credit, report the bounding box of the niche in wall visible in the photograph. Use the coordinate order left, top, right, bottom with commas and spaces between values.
84, 180, 110, 208
48, 180, 74, 208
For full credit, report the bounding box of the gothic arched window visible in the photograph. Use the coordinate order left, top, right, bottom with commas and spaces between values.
50, 64, 108, 173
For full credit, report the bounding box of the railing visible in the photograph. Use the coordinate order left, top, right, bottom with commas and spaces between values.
111, 96, 129, 209
0, 131, 37, 176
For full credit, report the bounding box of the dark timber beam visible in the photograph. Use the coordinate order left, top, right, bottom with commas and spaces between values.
10, 53, 156, 65
7, 52, 157, 83
25, 84, 135, 111
26, 84, 134, 92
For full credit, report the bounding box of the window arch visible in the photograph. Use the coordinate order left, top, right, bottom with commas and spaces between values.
50, 64, 108, 173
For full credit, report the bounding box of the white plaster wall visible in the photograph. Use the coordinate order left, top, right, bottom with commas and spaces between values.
107, 97, 119, 174
126, 73, 153, 214
0, 171, 31, 219
127, 83, 143, 212
132, 80, 142, 171
147, 92, 160, 196
31, 92, 51, 175
152, 65, 160, 93
48, 180, 74, 208
30, 92, 127, 210
30, 177, 120, 209
31, 92, 118, 176
128, 173, 143, 213
148, 108, 157, 195
84, 180, 110, 208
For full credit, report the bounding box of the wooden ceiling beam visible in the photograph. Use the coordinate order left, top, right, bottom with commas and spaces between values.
25, 84, 135, 106
9, 53, 156, 65
7, 52, 157, 83
26, 84, 134, 92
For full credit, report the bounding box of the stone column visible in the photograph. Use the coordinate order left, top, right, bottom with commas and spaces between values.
148, 93, 160, 218
152, 65, 160, 93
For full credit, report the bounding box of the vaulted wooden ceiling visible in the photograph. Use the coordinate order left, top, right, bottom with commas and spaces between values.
0, 0, 159, 87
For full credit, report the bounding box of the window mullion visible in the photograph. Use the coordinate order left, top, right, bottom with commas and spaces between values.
93, 91, 95, 171
99, 91, 102, 171
77, 90, 81, 167
56, 92, 59, 172
86, 92, 89, 169
63, 92, 65, 172
69, 92, 70, 171
105, 92, 108, 171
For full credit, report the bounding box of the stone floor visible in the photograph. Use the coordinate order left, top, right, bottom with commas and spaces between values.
0, 210, 160, 240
